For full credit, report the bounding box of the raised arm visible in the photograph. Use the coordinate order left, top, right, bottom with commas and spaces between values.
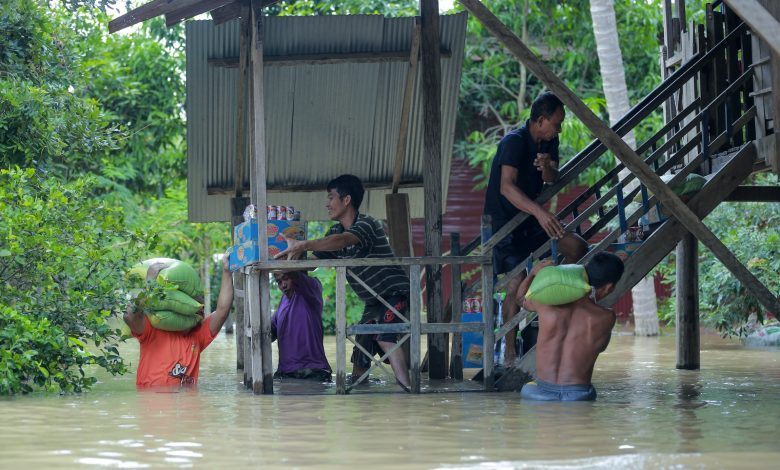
123, 298, 146, 336
275, 232, 359, 260
500, 166, 564, 239
516, 259, 555, 312
208, 254, 235, 337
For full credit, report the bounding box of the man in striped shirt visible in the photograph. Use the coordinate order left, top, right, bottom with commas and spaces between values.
276, 174, 411, 391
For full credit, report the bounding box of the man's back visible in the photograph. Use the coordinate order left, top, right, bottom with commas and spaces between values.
535, 297, 616, 385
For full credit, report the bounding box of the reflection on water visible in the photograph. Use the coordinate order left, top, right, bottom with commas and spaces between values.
1, 331, 780, 469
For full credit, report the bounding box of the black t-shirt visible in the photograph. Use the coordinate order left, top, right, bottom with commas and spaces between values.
483, 121, 559, 232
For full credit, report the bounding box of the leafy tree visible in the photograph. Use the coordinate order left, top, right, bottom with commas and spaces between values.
0, 168, 151, 394
655, 173, 780, 336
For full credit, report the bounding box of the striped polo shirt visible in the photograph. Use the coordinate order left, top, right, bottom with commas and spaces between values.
313, 213, 410, 303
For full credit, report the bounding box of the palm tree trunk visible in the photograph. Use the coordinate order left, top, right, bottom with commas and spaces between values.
589, 0, 659, 336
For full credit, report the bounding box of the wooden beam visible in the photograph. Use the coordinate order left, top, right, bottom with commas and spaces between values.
109, 0, 200, 34
449, 233, 463, 380
248, 1, 273, 394
165, 0, 232, 27
724, 0, 780, 56
207, 49, 451, 68
459, 0, 780, 316
392, 20, 422, 193
676, 233, 700, 369
211, 1, 241, 24
410, 265, 422, 393
421, 0, 446, 380
335, 267, 347, 394
234, 2, 250, 197
725, 186, 780, 201
244, 255, 490, 270
207, 180, 422, 195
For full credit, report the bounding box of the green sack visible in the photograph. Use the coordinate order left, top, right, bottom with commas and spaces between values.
128, 258, 203, 298
660, 173, 707, 196
147, 310, 202, 332
525, 264, 590, 306
146, 289, 203, 316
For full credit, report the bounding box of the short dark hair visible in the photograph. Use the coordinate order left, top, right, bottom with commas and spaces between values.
530, 91, 564, 122
585, 252, 625, 288
327, 174, 365, 210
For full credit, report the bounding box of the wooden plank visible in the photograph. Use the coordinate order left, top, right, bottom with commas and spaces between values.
249, 1, 268, 264
246, 272, 264, 393
259, 269, 273, 393
207, 180, 422, 195
481, 258, 494, 391
422, 323, 484, 334
165, 0, 232, 27
392, 21, 422, 193
209, 50, 451, 68
449, 233, 463, 380
245, 255, 489, 270
725, 186, 780, 201
335, 267, 347, 395
234, 3, 250, 197
458, 0, 780, 316
676, 233, 700, 369
724, 0, 780, 56
109, 0, 198, 34
211, 0, 241, 24
410, 265, 422, 393
421, 0, 446, 380
385, 193, 414, 259
242, 275, 252, 387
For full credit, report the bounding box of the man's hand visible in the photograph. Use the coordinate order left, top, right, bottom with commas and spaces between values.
275, 237, 306, 260
533, 153, 554, 172
533, 208, 565, 239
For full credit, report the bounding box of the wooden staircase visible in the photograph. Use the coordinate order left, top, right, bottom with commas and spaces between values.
453, 0, 780, 389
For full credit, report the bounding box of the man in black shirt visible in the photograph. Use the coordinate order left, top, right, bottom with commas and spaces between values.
277, 174, 411, 390
483, 92, 587, 367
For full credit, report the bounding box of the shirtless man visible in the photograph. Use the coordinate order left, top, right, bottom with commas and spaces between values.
517, 252, 624, 401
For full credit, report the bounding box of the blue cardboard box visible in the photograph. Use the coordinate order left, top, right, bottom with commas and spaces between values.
229, 220, 308, 271
462, 312, 484, 368
228, 241, 260, 272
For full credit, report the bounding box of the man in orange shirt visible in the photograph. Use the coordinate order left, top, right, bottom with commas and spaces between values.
123, 256, 234, 388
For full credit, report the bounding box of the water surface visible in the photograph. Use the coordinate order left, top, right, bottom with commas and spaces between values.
2, 329, 779, 469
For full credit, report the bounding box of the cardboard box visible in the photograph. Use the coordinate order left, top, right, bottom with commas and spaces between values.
607, 241, 643, 261
234, 220, 306, 245
228, 241, 260, 272
229, 220, 307, 271
462, 312, 484, 368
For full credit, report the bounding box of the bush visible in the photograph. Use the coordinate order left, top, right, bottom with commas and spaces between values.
0, 168, 150, 394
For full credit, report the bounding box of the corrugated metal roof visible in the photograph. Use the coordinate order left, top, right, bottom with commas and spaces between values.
186, 13, 468, 222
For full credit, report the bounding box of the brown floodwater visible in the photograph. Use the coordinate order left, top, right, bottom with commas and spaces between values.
2, 327, 780, 469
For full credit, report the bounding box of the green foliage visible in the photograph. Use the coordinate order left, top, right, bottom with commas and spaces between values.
269, 0, 417, 16
456, 0, 664, 188
655, 174, 780, 336
0, 168, 151, 394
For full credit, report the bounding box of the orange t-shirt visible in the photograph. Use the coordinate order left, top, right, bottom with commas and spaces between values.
133, 316, 217, 388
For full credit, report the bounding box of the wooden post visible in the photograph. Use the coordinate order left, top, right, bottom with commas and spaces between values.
231, 198, 249, 370
242, 273, 252, 387
420, 0, 446, 380
248, 0, 272, 394
458, 0, 780, 316
410, 265, 422, 393
449, 233, 463, 380
481, 256, 494, 392
246, 272, 263, 390
676, 233, 700, 369
335, 267, 347, 394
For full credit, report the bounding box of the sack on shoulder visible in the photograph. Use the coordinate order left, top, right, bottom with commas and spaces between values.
525, 264, 590, 306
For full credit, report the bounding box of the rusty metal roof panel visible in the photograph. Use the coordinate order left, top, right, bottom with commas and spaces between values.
186, 13, 467, 222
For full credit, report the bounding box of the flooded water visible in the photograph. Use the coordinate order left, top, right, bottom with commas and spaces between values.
2, 328, 780, 469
